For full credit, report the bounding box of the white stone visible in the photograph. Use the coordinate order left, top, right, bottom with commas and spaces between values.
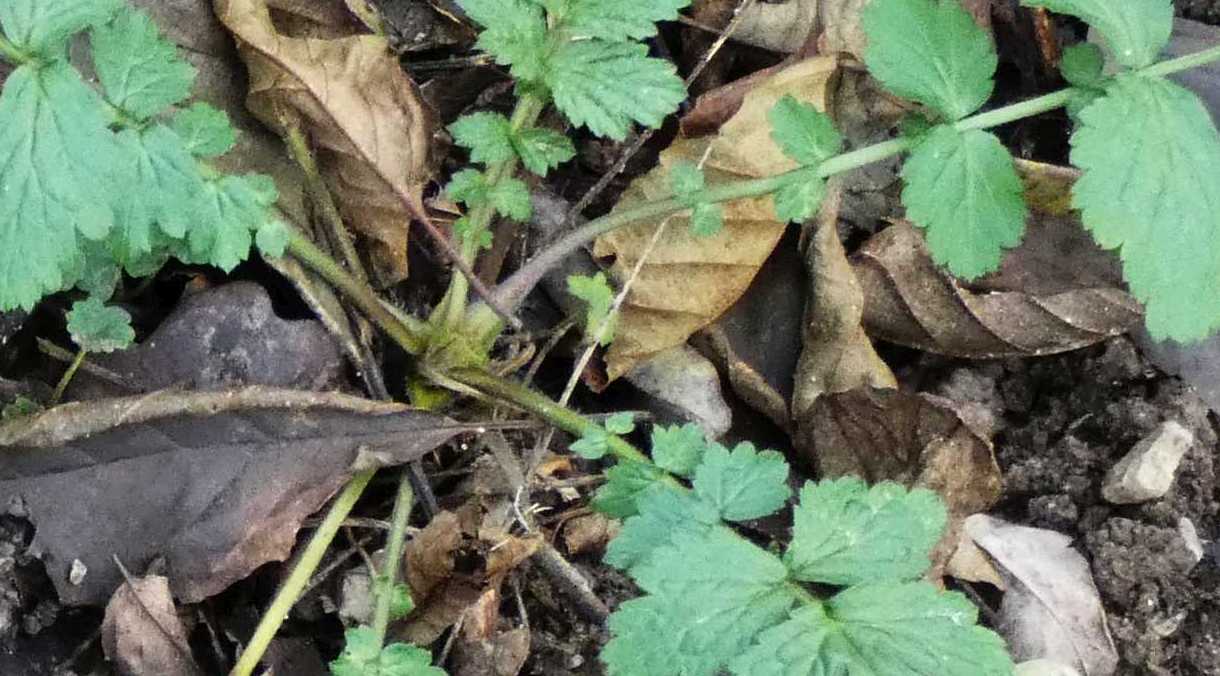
1178, 517, 1205, 566
1102, 421, 1194, 504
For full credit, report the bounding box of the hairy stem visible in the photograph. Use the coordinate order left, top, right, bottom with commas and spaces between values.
371, 474, 415, 646
49, 349, 87, 406
230, 470, 376, 676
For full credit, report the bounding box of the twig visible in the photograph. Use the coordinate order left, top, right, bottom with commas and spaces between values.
49, 349, 86, 406
530, 542, 609, 623
37, 338, 137, 391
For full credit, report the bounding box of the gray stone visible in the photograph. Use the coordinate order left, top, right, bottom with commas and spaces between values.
625, 345, 732, 439
1102, 421, 1194, 504
1178, 517, 1205, 566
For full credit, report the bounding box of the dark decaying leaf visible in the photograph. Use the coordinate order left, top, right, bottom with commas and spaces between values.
102, 575, 203, 676
0, 388, 471, 606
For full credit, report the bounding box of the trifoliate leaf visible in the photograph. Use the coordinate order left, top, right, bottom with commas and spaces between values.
0, 62, 122, 311
1070, 74, 1220, 341
592, 460, 670, 517
773, 174, 827, 224
568, 272, 617, 345
188, 174, 277, 272
91, 7, 195, 120
255, 220, 289, 257
512, 127, 576, 175
650, 423, 706, 478
460, 0, 549, 81
557, 0, 690, 42
67, 297, 134, 353
769, 95, 842, 166
604, 487, 719, 571
605, 528, 797, 676
901, 125, 1027, 279
171, 103, 236, 158
692, 442, 791, 522
547, 40, 686, 141
1022, 0, 1172, 70
0, 0, 121, 58
571, 427, 610, 460
1060, 43, 1106, 88
861, 0, 996, 120
784, 477, 946, 585
488, 177, 532, 220
112, 124, 206, 258
449, 112, 515, 164
605, 412, 636, 435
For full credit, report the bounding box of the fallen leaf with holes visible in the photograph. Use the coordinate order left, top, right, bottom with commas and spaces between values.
0, 388, 470, 605
102, 575, 203, 676
215, 0, 438, 283
594, 57, 839, 380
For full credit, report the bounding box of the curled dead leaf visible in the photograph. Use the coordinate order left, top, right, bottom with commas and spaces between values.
215, 0, 438, 282
102, 575, 203, 676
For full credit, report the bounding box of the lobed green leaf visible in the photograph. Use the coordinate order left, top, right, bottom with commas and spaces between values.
568, 272, 617, 345
649, 423, 706, 478
773, 174, 827, 224
171, 103, 237, 158
461, 0, 550, 81
769, 95, 842, 166
67, 296, 134, 353
1021, 0, 1172, 70
0, 0, 121, 58
512, 127, 576, 175
592, 460, 670, 517
554, 0, 691, 42
91, 7, 195, 120
187, 174, 278, 272
449, 112, 516, 165
692, 442, 791, 521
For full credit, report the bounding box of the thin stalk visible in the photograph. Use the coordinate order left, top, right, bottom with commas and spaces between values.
371, 474, 414, 646
49, 349, 87, 406
0, 35, 28, 64
285, 231, 428, 355
284, 123, 368, 283
230, 470, 377, 676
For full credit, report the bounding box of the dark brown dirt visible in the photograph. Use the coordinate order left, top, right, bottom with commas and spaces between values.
1179, 0, 1220, 23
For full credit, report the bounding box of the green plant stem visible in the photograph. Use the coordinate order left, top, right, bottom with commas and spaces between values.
449, 366, 650, 465
49, 349, 87, 406
285, 230, 427, 355
371, 474, 415, 647
0, 35, 28, 64
230, 469, 377, 676
284, 123, 368, 283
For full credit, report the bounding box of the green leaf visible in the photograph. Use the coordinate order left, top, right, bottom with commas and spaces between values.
592, 460, 670, 517
547, 40, 686, 141
67, 297, 134, 353
773, 175, 827, 224
0, 62, 122, 311
1060, 43, 1106, 88
669, 163, 724, 236
568, 272, 617, 345
1021, 0, 1172, 70
378, 643, 446, 675
488, 177, 532, 220
605, 412, 636, 435
255, 220, 289, 257
112, 124, 206, 258
571, 427, 610, 460
692, 442, 791, 521
901, 125, 1027, 279
512, 127, 576, 175
187, 174, 278, 272
449, 112, 516, 164
649, 423, 706, 478
91, 7, 195, 120
460, 0, 549, 81
557, 0, 690, 42
784, 477, 946, 585
2, 396, 42, 421
331, 627, 381, 676
452, 216, 493, 250
171, 103, 237, 158
1070, 74, 1220, 341
445, 169, 487, 204
768, 95, 842, 166
861, 0, 996, 120
0, 0, 121, 58
604, 487, 719, 571
605, 528, 797, 676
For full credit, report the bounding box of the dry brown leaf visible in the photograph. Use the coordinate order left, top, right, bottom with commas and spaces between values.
215, 0, 438, 283
594, 57, 840, 380
101, 575, 203, 676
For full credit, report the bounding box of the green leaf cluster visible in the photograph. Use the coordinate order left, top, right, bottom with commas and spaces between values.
330, 628, 446, 676
571, 412, 634, 459
0, 1, 280, 313
567, 272, 618, 346
768, 95, 841, 223
596, 424, 1013, 675
669, 163, 723, 236
456, 0, 689, 141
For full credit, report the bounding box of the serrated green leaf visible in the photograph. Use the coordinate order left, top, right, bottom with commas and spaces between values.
669, 162, 705, 198
91, 7, 195, 120
112, 124, 205, 258
512, 127, 576, 175
861, 0, 996, 120
773, 175, 826, 224
650, 423, 706, 478
445, 169, 487, 204
784, 477, 946, 585
1070, 74, 1220, 341
333, 627, 381, 672
901, 125, 1027, 279
378, 642, 446, 675
488, 177, 532, 220
769, 95, 842, 166
331, 628, 444, 676
67, 297, 134, 353
571, 427, 610, 460
0, 62, 122, 311
0, 0, 121, 58
255, 220, 289, 257
605, 528, 797, 676
449, 112, 516, 164
1060, 43, 1106, 88
1022, 0, 1171, 70
605, 412, 636, 434
604, 487, 719, 571
187, 174, 277, 272
568, 272, 617, 345
692, 442, 791, 522
593, 460, 670, 517
452, 216, 493, 250
547, 40, 686, 141
171, 103, 236, 158
557, 0, 690, 42
461, 0, 549, 81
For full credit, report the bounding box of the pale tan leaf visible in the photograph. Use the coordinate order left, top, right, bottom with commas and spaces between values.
102, 575, 203, 676
214, 0, 438, 283
594, 57, 840, 380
